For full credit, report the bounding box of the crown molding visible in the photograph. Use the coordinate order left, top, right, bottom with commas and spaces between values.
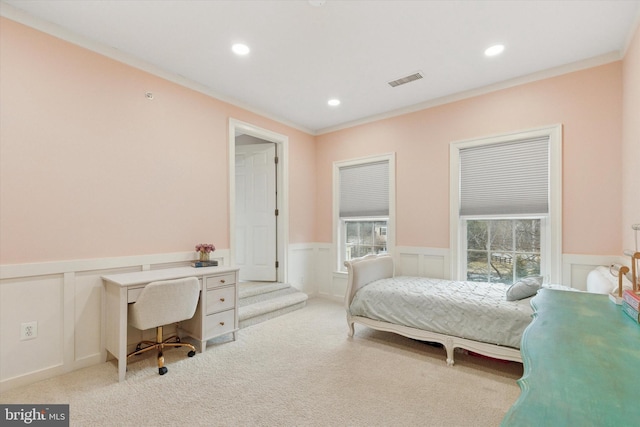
316, 51, 622, 136
1, 1, 629, 138
0, 2, 315, 136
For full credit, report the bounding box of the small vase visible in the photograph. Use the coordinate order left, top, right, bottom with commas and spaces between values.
199, 252, 209, 261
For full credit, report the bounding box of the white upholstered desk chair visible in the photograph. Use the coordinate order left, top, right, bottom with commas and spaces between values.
127, 277, 200, 375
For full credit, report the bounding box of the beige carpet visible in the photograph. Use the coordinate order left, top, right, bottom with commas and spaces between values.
0, 298, 523, 426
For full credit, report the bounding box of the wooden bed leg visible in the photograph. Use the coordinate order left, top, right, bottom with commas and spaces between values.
347, 320, 355, 337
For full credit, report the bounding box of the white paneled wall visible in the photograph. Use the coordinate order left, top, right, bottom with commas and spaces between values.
395, 246, 450, 279
0, 251, 228, 393
1, 274, 65, 384
286, 244, 317, 295
561, 254, 627, 292
307, 246, 625, 299
0, 245, 624, 392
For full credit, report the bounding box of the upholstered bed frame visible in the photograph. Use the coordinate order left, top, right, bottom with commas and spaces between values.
344, 254, 522, 365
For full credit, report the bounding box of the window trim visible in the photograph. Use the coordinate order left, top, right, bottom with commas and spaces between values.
333, 153, 396, 272
449, 125, 562, 283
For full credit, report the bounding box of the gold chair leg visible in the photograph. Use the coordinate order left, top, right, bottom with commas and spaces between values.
157, 351, 166, 374
128, 325, 197, 376
162, 342, 197, 353
156, 326, 168, 375
127, 341, 160, 359
156, 326, 163, 346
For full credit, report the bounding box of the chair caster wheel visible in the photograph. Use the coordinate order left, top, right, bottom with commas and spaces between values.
159, 367, 168, 375
188, 350, 196, 357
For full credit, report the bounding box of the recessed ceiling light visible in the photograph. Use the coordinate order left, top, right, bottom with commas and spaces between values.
484, 44, 505, 57
328, 99, 341, 107
232, 43, 250, 56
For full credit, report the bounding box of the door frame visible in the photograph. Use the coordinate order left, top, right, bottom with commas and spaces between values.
228, 118, 289, 283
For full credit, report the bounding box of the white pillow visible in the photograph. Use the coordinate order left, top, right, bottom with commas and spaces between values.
506, 276, 544, 301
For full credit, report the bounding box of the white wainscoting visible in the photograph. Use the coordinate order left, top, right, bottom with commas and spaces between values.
395, 246, 451, 279
287, 243, 321, 296
562, 253, 628, 291
314, 246, 452, 301
0, 246, 626, 392
311, 246, 626, 299
0, 251, 229, 393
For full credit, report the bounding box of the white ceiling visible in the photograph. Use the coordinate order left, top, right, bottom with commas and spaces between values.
2, 0, 639, 134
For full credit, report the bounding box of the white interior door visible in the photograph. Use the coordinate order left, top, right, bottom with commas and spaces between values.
235, 143, 277, 281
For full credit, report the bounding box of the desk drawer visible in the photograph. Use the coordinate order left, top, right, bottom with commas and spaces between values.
126, 279, 203, 303
206, 273, 236, 289
206, 286, 235, 315
204, 309, 235, 338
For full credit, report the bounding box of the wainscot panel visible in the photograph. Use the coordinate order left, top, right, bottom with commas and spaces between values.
0, 250, 229, 393
288, 244, 317, 295
313, 247, 625, 300
1, 274, 64, 391
562, 253, 627, 291
396, 246, 450, 279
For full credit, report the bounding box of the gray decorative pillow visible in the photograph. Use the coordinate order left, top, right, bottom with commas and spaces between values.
505, 276, 544, 301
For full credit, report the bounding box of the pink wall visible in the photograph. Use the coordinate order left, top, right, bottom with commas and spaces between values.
1, 16, 632, 265
0, 18, 316, 264
316, 62, 624, 255
622, 23, 640, 253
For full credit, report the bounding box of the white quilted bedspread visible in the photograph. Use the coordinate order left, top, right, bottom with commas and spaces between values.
349, 276, 538, 349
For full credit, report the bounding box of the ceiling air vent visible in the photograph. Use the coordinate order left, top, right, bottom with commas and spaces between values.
388, 72, 424, 88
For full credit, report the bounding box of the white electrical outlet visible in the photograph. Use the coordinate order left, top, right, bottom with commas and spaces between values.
20, 321, 38, 340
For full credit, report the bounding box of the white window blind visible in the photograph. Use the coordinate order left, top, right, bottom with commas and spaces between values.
459, 136, 549, 216
339, 160, 389, 218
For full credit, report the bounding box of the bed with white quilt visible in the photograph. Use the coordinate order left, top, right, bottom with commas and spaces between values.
344, 254, 573, 365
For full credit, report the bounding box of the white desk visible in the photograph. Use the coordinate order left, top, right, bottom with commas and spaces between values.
102, 266, 239, 382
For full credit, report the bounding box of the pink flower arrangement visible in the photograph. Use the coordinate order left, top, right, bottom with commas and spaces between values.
195, 243, 215, 254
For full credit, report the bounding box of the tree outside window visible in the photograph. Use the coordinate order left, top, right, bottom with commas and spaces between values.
466, 218, 541, 285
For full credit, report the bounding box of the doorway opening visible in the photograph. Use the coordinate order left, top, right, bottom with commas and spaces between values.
229, 119, 288, 283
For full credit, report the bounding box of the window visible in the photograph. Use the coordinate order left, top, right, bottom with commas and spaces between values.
343, 219, 388, 261
465, 218, 542, 285
450, 126, 562, 283
334, 154, 395, 271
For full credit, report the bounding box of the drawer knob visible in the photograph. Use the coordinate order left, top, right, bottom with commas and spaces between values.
220, 279, 226, 284
220, 298, 225, 302
219, 321, 225, 326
